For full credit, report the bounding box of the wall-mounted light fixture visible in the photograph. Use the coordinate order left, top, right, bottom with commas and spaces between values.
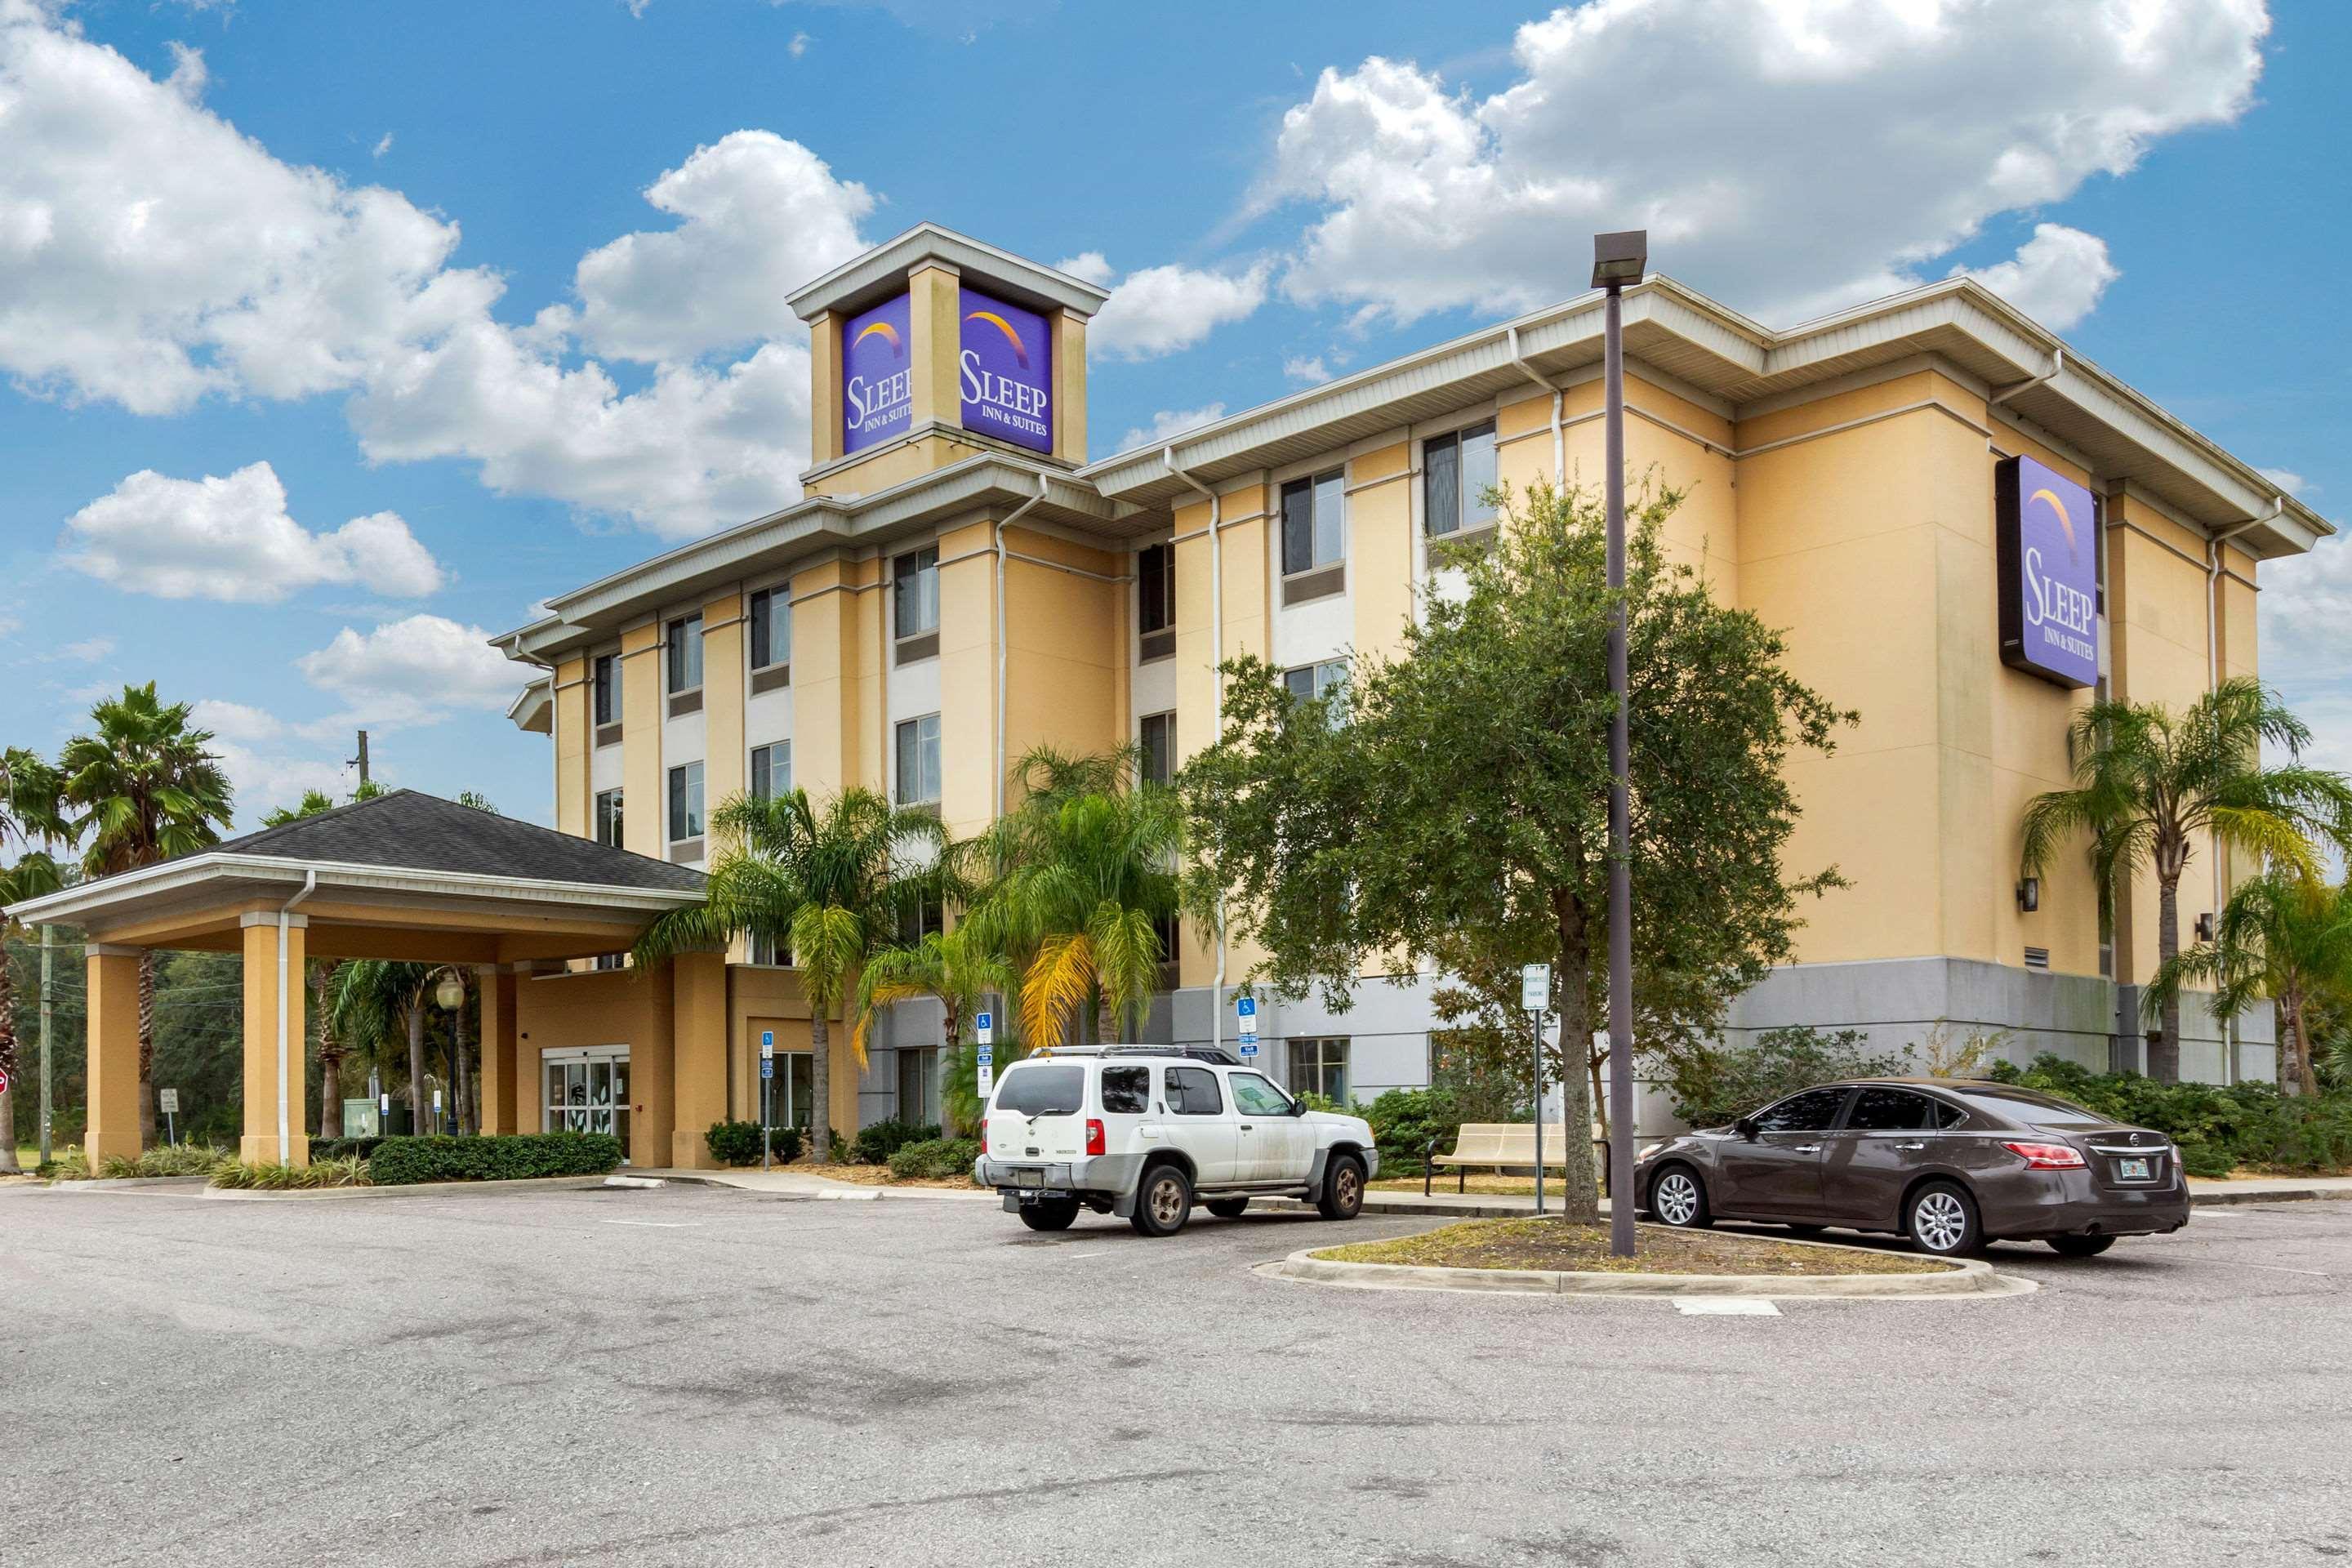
2015, 877, 2040, 913
2195, 912, 2216, 943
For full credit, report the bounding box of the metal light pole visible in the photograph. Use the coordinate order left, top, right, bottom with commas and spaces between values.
1593, 230, 1646, 1258
38, 923, 55, 1165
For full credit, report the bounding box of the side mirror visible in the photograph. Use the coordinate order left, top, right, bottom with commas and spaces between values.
1735, 1116, 1759, 1142
1290, 1098, 1308, 1117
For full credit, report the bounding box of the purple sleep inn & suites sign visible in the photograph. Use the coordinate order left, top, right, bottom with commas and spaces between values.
958, 286, 1053, 454
841, 292, 912, 455
1996, 454, 2098, 688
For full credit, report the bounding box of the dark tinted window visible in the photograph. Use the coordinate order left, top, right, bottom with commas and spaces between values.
1943, 1087, 2105, 1128
1138, 544, 1174, 636
1845, 1088, 1934, 1131
1167, 1066, 1223, 1116
1100, 1066, 1149, 1116
1935, 1099, 1967, 1129
995, 1064, 1084, 1116
1750, 1087, 1850, 1133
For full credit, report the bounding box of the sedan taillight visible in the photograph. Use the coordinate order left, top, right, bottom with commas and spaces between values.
1085, 1118, 1106, 1156
2002, 1140, 2087, 1170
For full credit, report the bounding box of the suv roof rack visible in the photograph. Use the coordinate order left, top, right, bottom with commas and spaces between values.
1034, 1045, 1243, 1067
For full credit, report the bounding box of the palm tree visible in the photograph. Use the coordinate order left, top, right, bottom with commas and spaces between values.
329, 960, 437, 1133
967, 746, 1185, 1048
2, 749, 76, 1169
2146, 869, 2352, 1098
59, 684, 234, 1146
2020, 678, 2352, 1082
635, 788, 943, 1163
850, 924, 1017, 1132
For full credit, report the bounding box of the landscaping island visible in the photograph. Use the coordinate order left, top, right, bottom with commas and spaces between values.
1317, 1217, 1949, 1276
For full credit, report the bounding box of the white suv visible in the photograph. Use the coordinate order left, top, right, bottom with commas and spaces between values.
975, 1046, 1379, 1236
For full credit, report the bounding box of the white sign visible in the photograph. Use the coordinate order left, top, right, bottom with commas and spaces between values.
158, 1088, 179, 1114
1521, 963, 1552, 1013
975, 1010, 994, 1045
760, 1029, 775, 1061
433, 1089, 443, 1113
379, 1093, 391, 1116
977, 1063, 995, 1101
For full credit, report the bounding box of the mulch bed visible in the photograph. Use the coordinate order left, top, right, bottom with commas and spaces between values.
798, 1161, 979, 1190
1315, 1218, 1950, 1276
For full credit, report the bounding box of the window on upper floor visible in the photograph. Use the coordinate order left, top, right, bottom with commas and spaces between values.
667, 761, 703, 844
1138, 542, 1175, 660
749, 587, 790, 672
1424, 420, 1499, 538
751, 740, 791, 804
1280, 470, 1346, 577
595, 788, 624, 849
894, 546, 940, 640
666, 613, 703, 694
1283, 661, 1348, 710
592, 654, 618, 729
895, 713, 942, 807
1140, 711, 1175, 789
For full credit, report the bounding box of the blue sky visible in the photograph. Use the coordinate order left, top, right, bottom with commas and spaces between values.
2, 0, 2347, 830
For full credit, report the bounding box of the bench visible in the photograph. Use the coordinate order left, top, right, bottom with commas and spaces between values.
1423, 1124, 1666, 1197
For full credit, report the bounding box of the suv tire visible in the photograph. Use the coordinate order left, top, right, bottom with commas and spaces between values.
1130, 1163, 1193, 1237
1205, 1198, 1250, 1218
1648, 1164, 1712, 1229
1018, 1197, 1080, 1232
1316, 1153, 1365, 1221
1905, 1180, 1984, 1257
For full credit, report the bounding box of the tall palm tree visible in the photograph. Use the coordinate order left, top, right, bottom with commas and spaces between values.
59, 685, 234, 1146
2147, 869, 2352, 1098
635, 788, 944, 1163
968, 746, 1186, 1047
329, 960, 437, 1132
2, 749, 76, 1168
850, 924, 1017, 1132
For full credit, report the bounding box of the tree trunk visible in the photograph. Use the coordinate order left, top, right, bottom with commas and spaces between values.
1551, 887, 1601, 1224
808, 1012, 832, 1164
2289, 991, 2320, 1098
453, 990, 472, 1136
137, 948, 158, 1148
314, 959, 344, 1140
1588, 1042, 1608, 1144
406, 1003, 426, 1134
1096, 988, 1116, 1048
0, 948, 20, 1172
2151, 878, 2181, 1084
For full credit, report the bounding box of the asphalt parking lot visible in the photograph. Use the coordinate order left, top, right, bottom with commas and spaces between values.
4, 1183, 2348, 1568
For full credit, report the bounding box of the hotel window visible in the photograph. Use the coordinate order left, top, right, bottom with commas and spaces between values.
1283, 661, 1348, 706
1152, 909, 1181, 991
1139, 711, 1176, 788
1280, 469, 1346, 603
893, 545, 940, 661
749, 586, 790, 675
1424, 420, 1498, 537
666, 613, 703, 693
898, 888, 946, 947
897, 1048, 940, 1125
592, 654, 618, 730
595, 788, 624, 848
1138, 543, 1175, 662
749, 931, 791, 967
666, 761, 703, 844
1289, 1037, 1349, 1104
751, 740, 791, 803
895, 713, 942, 807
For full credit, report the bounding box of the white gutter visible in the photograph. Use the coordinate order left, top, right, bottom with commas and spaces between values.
278, 869, 317, 1160
1990, 345, 2063, 406
993, 470, 1053, 818
1163, 447, 1225, 1056
1506, 325, 1566, 484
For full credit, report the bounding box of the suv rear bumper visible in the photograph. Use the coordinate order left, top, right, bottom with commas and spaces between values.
977, 1153, 1147, 1200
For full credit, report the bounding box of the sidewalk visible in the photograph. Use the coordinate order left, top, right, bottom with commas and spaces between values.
626, 1166, 996, 1201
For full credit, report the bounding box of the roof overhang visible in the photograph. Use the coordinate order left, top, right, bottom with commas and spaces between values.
787, 221, 1111, 324
5, 853, 702, 965
1085, 274, 2329, 561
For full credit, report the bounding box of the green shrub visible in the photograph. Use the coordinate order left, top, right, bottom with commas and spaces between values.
850, 1119, 940, 1165
1294, 1091, 1344, 1115
703, 1121, 803, 1166
1361, 1087, 1462, 1176
368, 1132, 623, 1187
1666, 1027, 1912, 1129
1984, 1054, 2352, 1176
309, 1137, 385, 1162
209, 1156, 371, 1190
885, 1137, 982, 1181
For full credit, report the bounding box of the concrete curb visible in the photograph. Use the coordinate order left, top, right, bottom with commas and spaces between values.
200, 1175, 613, 1202
1257, 1241, 2033, 1301
2190, 1185, 2352, 1207
42, 1175, 213, 1192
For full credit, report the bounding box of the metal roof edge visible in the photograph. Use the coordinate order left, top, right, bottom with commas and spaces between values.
787, 221, 1111, 322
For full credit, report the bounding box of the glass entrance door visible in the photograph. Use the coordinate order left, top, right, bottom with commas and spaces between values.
543, 1046, 631, 1160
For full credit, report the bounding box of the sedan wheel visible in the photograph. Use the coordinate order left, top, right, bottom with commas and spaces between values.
1906, 1181, 1983, 1256
2047, 1234, 2116, 1258
1650, 1165, 1711, 1229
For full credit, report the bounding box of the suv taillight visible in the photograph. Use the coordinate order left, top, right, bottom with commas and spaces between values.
2002, 1140, 2087, 1170
1085, 1118, 1106, 1156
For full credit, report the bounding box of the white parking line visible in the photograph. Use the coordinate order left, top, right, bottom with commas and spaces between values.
1673, 1298, 1781, 1316
604, 1219, 702, 1228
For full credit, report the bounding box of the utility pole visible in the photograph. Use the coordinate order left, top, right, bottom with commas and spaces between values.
38, 922, 54, 1165
352, 730, 371, 790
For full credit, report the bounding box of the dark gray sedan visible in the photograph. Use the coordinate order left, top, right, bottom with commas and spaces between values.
1634, 1078, 2191, 1258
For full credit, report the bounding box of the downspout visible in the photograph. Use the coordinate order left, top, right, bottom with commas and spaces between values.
1991, 345, 2063, 405
994, 469, 1053, 819
278, 869, 318, 1160
2204, 501, 2278, 1084
1164, 446, 1224, 1055
1506, 325, 1565, 485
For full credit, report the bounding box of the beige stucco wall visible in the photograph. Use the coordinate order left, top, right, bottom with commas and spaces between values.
619, 621, 662, 859
515, 968, 675, 1168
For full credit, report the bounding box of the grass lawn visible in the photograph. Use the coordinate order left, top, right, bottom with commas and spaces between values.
1315, 1217, 1951, 1275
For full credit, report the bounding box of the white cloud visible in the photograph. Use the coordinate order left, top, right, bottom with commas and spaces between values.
2260, 468, 2311, 497
789, 29, 812, 57
295, 612, 523, 729
1283, 354, 1332, 385
1257, 0, 2268, 328
1945, 223, 2118, 331
58, 635, 114, 662
372, 131, 393, 158
2261, 534, 2352, 688
191, 697, 288, 744
1086, 259, 1271, 360
1117, 403, 1226, 452
60, 461, 444, 602
1054, 250, 1116, 288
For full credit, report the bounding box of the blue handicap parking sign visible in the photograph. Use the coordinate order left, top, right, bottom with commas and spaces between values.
1236, 996, 1257, 1018
760, 1058, 773, 1080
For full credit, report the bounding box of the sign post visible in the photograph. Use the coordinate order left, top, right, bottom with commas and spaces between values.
158, 1087, 180, 1148
1521, 964, 1551, 1217
760, 1030, 776, 1171
974, 1011, 995, 1105
1236, 996, 1258, 1061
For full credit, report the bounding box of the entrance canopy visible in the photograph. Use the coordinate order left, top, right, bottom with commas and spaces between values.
8, 789, 705, 966
5, 791, 709, 1166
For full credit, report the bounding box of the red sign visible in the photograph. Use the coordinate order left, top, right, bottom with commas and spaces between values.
0, 1067, 10, 1097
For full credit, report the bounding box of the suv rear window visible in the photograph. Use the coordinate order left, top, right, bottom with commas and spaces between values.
995, 1063, 1084, 1116
1101, 1065, 1150, 1115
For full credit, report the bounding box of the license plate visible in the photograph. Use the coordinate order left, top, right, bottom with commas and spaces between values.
2116, 1156, 2151, 1181
1013, 1169, 1044, 1188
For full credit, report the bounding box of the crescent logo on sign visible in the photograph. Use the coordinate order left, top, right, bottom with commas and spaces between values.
2028, 487, 2079, 559
964, 310, 1030, 368
852, 320, 903, 357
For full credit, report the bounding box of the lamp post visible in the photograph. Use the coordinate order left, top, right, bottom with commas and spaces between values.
1592, 229, 1646, 1258
435, 969, 466, 1136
